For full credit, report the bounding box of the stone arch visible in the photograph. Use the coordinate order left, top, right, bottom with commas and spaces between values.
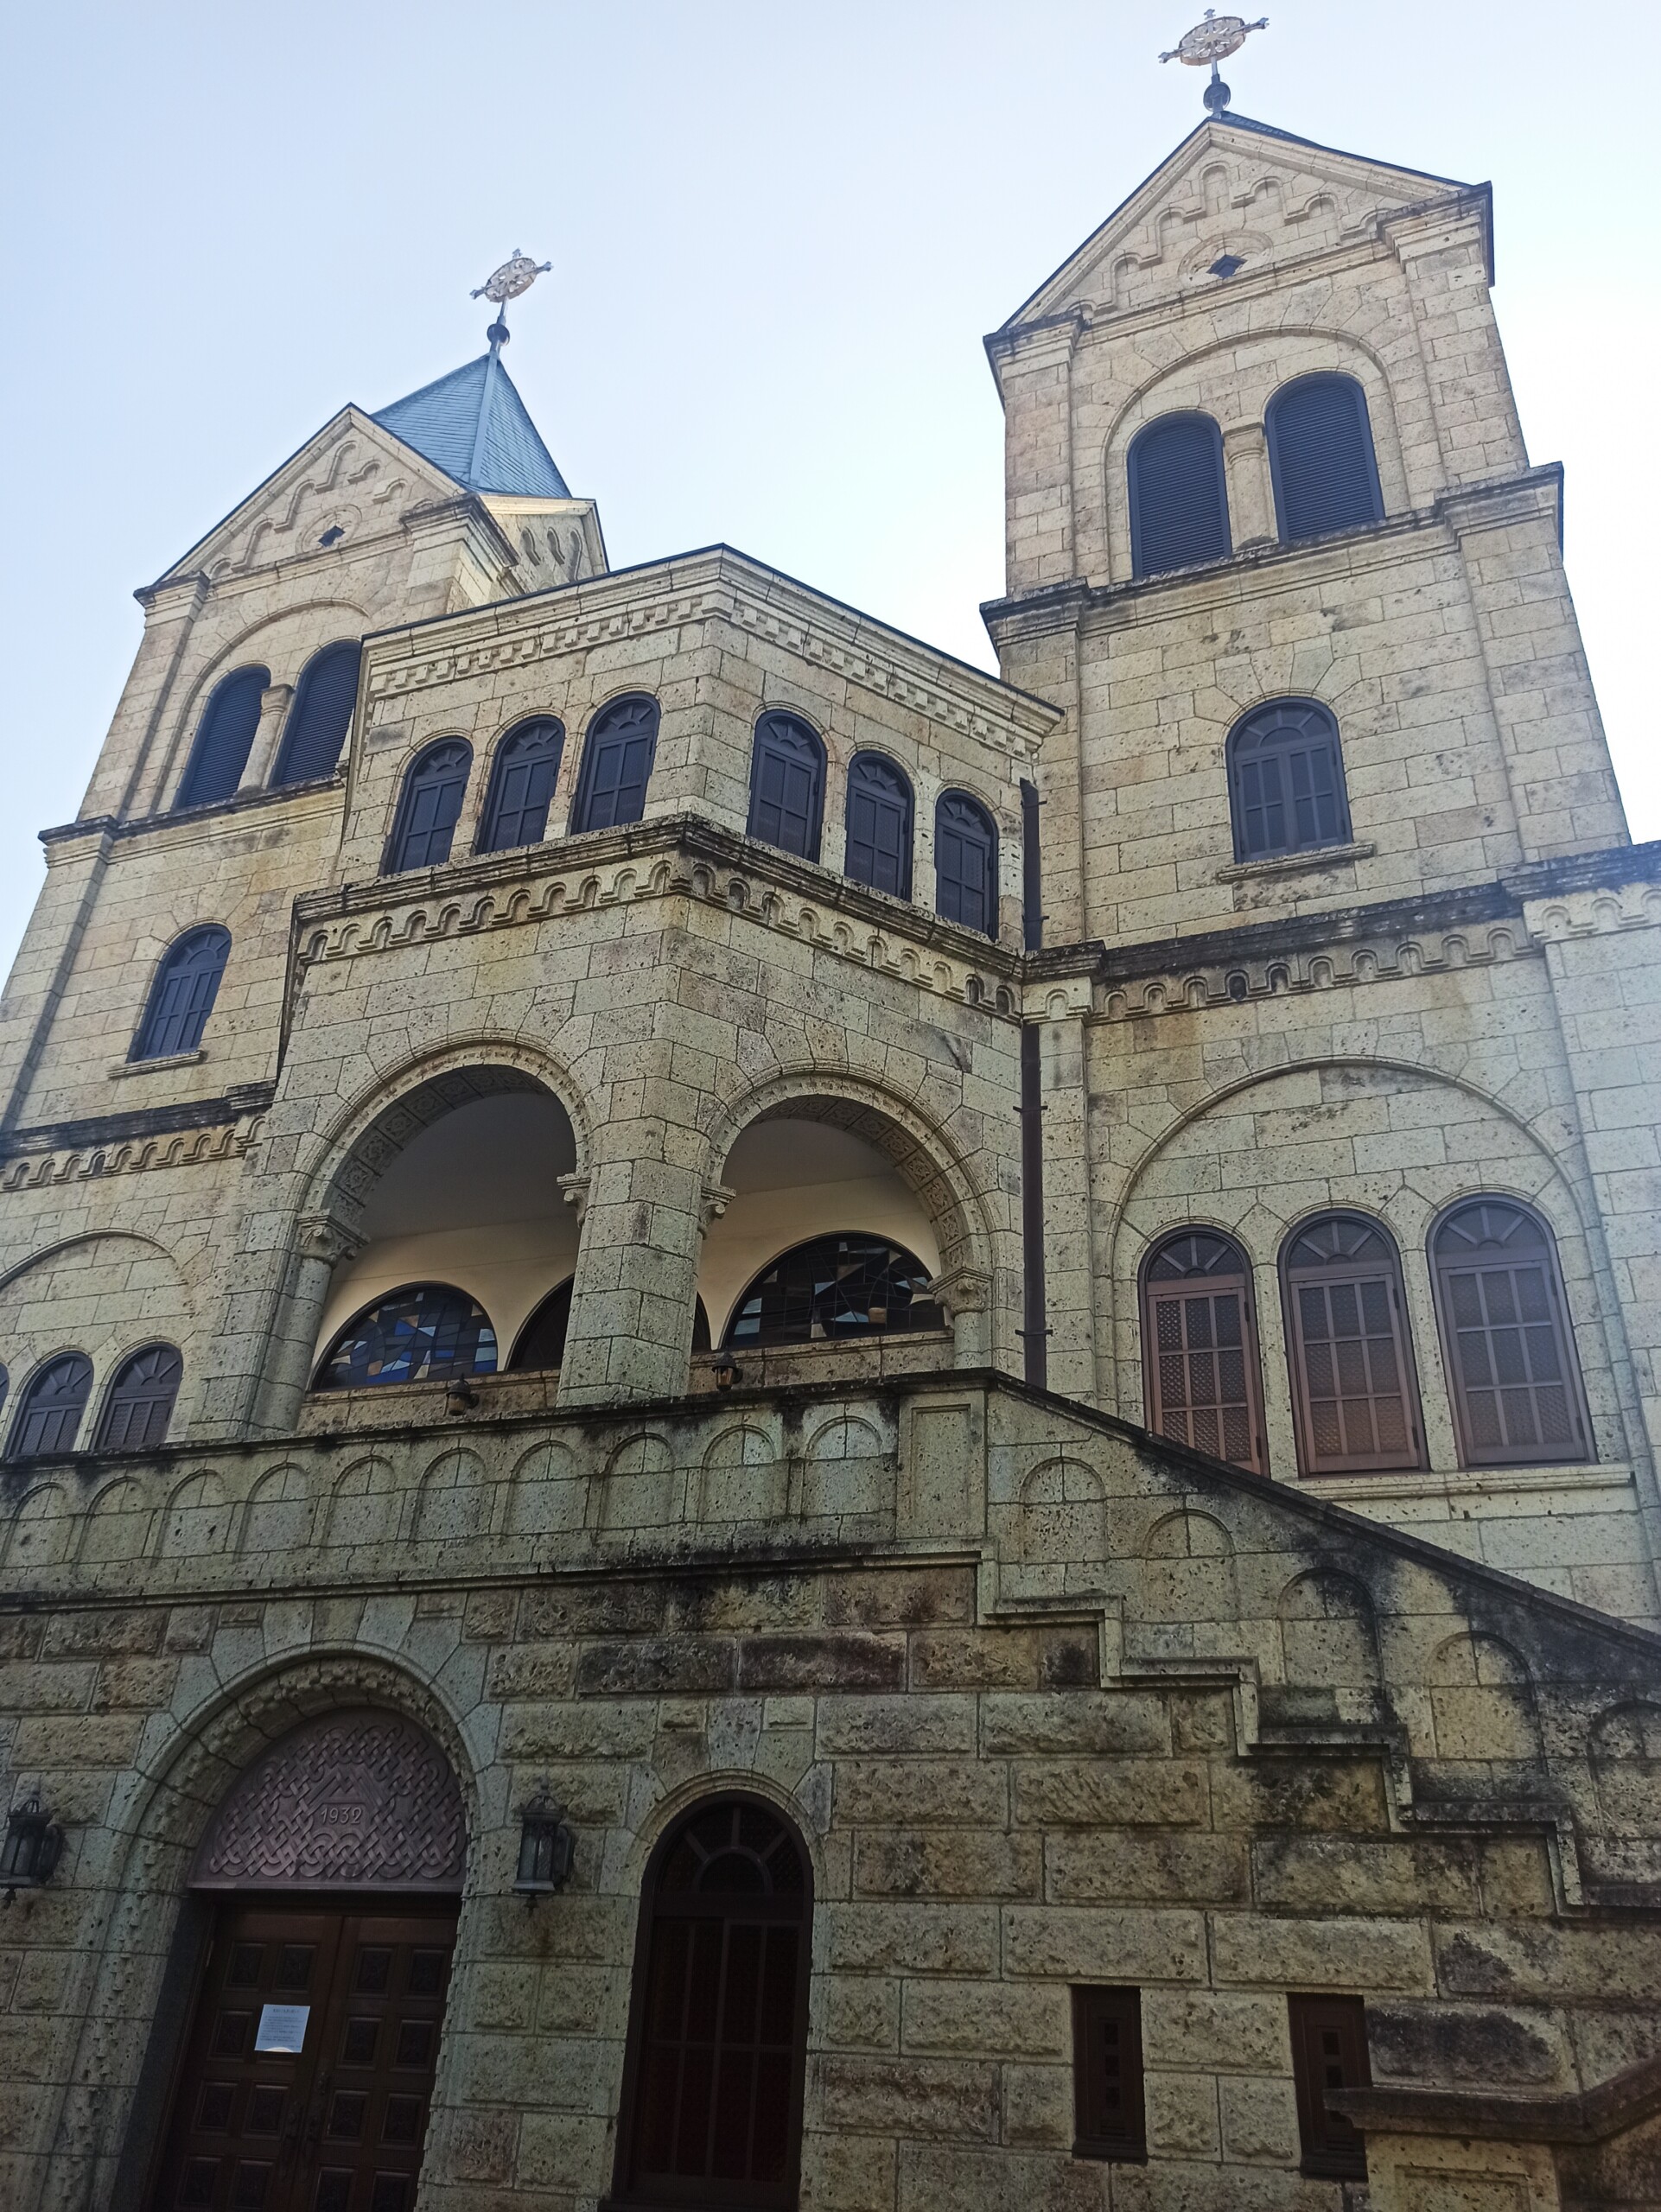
54, 1648, 482, 2211
801, 1414, 890, 1521
325, 1453, 402, 1550
706, 1069, 995, 1283
1427, 1630, 1543, 1764
413, 1446, 494, 1544
241, 1461, 317, 1554
1590, 1702, 1661, 1834
1138, 1507, 1239, 1628
1, 1480, 73, 1569
77, 1476, 153, 1566
156, 599, 371, 803
697, 1422, 785, 1525
0, 1236, 197, 1414
1015, 1454, 1108, 1566
1277, 1568, 1382, 1694
156, 1471, 234, 1559
504, 1436, 585, 1538
599, 1432, 678, 1532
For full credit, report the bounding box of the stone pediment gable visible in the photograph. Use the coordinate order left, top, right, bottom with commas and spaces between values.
363, 545, 1061, 758
153, 409, 467, 589
997, 119, 1472, 334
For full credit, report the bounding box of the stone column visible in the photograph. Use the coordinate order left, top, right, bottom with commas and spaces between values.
556, 1141, 706, 1408
1222, 421, 1276, 548
245, 1213, 363, 1435
239, 683, 295, 792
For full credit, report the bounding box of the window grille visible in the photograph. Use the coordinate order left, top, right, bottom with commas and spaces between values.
477, 718, 565, 853
571, 696, 659, 832
1226, 698, 1352, 862
934, 791, 998, 936
843, 753, 913, 899
747, 713, 825, 861
131, 926, 231, 1060
1282, 1215, 1426, 1476
1431, 1198, 1590, 1467
1142, 1230, 1266, 1472
386, 741, 471, 873
1072, 1987, 1147, 2161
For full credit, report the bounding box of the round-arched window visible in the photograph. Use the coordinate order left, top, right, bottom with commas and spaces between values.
1430, 1198, 1590, 1468
315, 1286, 497, 1390
1141, 1229, 1266, 1473
724, 1235, 941, 1348
615, 1797, 811, 2208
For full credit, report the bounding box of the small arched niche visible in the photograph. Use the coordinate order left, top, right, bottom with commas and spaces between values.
314, 1077, 580, 1377
698, 1114, 945, 1348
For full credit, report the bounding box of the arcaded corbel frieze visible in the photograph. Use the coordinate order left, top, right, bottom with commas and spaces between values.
1524, 882, 1661, 944
557, 1171, 590, 1223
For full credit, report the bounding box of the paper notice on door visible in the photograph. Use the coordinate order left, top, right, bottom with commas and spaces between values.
254, 2003, 309, 2053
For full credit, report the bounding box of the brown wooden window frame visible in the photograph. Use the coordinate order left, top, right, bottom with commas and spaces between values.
607, 1794, 813, 2212
1071, 1986, 1147, 2162
1429, 1196, 1593, 1471
1280, 1211, 1428, 1478
1289, 1993, 1371, 2180
1140, 1228, 1270, 1475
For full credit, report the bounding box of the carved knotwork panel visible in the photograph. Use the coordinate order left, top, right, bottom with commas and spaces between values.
191, 1711, 467, 1892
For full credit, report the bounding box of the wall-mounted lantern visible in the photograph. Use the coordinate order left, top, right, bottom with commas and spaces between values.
513, 1789, 574, 1901
712, 1353, 743, 1392
2, 1796, 63, 1904
444, 1377, 479, 1416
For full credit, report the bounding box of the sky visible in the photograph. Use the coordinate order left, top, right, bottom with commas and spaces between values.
0, 0, 1653, 982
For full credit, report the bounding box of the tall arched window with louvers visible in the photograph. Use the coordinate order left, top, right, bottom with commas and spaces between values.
1226, 699, 1352, 863
1282, 1214, 1427, 1477
175, 665, 270, 808
1128, 412, 1231, 578
1267, 373, 1384, 543
95, 1344, 183, 1452
1430, 1198, 1591, 1468
934, 790, 998, 936
571, 696, 659, 832
272, 641, 361, 785
131, 926, 232, 1060
843, 753, 913, 899
477, 717, 565, 853
1141, 1229, 1267, 1473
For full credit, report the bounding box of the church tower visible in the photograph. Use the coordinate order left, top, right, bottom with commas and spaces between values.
3, 76, 1661, 2212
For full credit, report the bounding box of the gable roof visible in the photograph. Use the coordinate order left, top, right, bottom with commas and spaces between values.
373, 351, 570, 498
997, 110, 1476, 334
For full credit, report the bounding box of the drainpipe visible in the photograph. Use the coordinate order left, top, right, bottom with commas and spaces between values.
1018, 779, 1047, 1390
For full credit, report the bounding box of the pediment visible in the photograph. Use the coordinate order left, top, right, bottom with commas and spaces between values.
1002, 117, 1473, 329
154, 408, 468, 588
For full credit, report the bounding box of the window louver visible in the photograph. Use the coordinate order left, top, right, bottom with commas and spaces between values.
175, 666, 270, 809
9, 1353, 93, 1459
934, 791, 998, 936
748, 712, 825, 861
844, 753, 914, 898
1268, 375, 1384, 542
1129, 414, 1231, 578
478, 717, 564, 853
95, 1344, 183, 1452
132, 926, 232, 1059
572, 696, 659, 832
273, 642, 361, 785
387, 741, 471, 872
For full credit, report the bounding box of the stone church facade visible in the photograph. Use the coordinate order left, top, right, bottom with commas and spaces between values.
1, 103, 1659, 2212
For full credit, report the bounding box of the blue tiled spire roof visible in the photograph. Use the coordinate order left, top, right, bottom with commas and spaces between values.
373, 351, 570, 498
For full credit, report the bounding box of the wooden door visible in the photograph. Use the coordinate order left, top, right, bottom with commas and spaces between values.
151, 1900, 457, 2212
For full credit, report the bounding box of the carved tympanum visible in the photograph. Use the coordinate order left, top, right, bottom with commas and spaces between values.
191, 1710, 466, 1892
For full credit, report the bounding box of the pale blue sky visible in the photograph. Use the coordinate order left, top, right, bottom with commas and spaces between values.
1, 1, 1652, 980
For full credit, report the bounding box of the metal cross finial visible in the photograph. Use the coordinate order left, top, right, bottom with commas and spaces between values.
1159, 10, 1270, 117
469, 249, 552, 351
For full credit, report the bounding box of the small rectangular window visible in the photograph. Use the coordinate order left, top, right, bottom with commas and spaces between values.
1289, 1994, 1370, 2179
1072, 1986, 1145, 2161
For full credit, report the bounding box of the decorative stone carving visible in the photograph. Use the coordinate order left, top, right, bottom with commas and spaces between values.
191, 1710, 466, 1892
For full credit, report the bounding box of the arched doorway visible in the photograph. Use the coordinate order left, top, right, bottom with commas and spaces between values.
149, 1711, 466, 2212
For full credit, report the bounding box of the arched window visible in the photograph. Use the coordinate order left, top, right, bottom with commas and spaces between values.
1268, 373, 1384, 543
94, 1344, 183, 1452
747, 712, 826, 861
614, 1796, 811, 2210
272, 640, 361, 785
8, 1353, 93, 1459
1142, 1230, 1267, 1473
507, 1280, 573, 1370
844, 753, 913, 899
571, 696, 659, 832
726, 1235, 942, 1348
1226, 698, 1352, 863
130, 925, 231, 1060
315, 1285, 497, 1390
1430, 1198, 1591, 1468
385, 740, 471, 873
1128, 413, 1231, 578
478, 717, 565, 854
934, 791, 998, 936
175, 665, 270, 809
692, 1298, 712, 1353
1282, 1215, 1426, 1477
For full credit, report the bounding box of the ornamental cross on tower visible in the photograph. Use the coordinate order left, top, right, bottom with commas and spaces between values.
1160, 10, 1270, 117
470, 249, 552, 353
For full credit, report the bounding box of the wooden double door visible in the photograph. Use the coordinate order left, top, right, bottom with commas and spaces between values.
150, 1898, 458, 2212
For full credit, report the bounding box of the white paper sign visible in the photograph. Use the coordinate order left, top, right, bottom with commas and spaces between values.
254, 2003, 309, 2054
